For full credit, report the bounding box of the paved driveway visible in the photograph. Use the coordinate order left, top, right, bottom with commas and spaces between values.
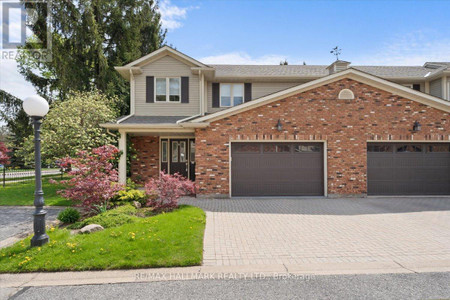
0, 207, 62, 247
181, 197, 450, 266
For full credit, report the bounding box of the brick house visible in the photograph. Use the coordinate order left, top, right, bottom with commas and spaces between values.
102, 46, 450, 197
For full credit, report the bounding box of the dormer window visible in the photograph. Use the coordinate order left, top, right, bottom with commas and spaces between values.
155, 77, 180, 102
220, 84, 244, 107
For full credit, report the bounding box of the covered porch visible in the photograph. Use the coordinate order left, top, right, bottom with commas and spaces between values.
119, 131, 196, 184
101, 115, 208, 185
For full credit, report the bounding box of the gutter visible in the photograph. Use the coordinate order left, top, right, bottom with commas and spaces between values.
176, 114, 203, 124
116, 114, 134, 124
100, 122, 209, 130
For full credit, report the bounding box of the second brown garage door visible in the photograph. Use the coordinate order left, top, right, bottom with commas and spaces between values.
367, 143, 450, 195
231, 143, 324, 196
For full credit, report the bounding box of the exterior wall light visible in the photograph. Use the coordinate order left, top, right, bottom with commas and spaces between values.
276, 119, 283, 132
412, 121, 421, 132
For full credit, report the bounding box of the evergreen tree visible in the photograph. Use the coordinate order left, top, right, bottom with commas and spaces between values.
18, 0, 166, 114
0, 90, 32, 167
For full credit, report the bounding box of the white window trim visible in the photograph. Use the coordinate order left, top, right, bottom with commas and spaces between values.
220, 83, 244, 107
161, 140, 168, 162
155, 77, 181, 103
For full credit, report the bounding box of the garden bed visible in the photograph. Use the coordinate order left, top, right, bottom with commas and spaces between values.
0, 205, 205, 272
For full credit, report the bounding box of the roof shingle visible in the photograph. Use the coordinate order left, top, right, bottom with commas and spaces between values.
210, 62, 449, 79
118, 116, 190, 124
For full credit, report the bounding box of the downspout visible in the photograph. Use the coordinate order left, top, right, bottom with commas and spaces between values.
199, 70, 205, 115
106, 129, 117, 138
129, 69, 135, 115
176, 69, 207, 125
201, 71, 206, 115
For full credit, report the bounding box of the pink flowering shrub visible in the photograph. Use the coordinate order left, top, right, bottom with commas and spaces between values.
55, 145, 124, 212
144, 172, 196, 211
0, 142, 9, 165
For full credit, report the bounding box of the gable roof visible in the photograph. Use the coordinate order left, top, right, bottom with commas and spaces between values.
115, 46, 449, 81
125, 46, 209, 68
189, 68, 450, 124
115, 46, 212, 80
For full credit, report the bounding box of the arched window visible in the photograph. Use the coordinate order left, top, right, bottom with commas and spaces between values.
338, 89, 354, 100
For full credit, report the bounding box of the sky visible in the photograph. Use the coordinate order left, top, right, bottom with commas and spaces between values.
1, 0, 449, 101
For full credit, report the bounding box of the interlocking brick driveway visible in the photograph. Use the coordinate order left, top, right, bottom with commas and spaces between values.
0, 207, 62, 246
181, 197, 450, 266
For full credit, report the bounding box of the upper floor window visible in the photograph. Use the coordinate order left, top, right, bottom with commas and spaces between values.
156, 77, 180, 102
220, 84, 244, 107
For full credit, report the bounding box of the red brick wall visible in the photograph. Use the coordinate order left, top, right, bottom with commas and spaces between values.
130, 136, 159, 183
195, 78, 450, 196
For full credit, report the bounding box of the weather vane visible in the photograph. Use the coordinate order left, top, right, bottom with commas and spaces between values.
330, 46, 341, 61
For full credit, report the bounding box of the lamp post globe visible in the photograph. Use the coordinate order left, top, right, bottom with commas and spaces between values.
23, 95, 49, 117
23, 95, 50, 247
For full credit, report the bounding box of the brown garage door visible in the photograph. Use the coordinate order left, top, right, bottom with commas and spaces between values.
231, 143, 324, 196
367, 143, 450, 195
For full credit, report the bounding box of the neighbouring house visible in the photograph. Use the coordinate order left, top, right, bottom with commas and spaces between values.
102, 46, 450, 197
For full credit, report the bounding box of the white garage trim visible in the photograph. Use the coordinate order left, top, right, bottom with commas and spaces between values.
228, 140, 327, 197
367, 140, 450, 143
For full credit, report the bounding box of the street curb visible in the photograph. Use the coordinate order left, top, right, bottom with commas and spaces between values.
1, 260, 450, 288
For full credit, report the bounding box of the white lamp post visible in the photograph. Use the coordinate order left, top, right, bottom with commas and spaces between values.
23, 95, 50, 247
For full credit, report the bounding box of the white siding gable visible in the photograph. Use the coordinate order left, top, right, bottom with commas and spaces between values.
134, 55, 200, 116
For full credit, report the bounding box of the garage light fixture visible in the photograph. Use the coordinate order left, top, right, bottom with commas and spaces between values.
412, 121, 421, 132
276, 119, 283, 132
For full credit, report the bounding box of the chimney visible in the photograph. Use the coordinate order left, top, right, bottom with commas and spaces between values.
326, 60, 351, 75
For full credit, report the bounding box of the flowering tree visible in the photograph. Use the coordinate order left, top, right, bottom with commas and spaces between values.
19, 90, 120, 165
145, 172, 196, 211
55, 145, 123, 212
0, 142, 10, 165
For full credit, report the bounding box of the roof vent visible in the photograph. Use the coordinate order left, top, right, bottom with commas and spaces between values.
338, 89, 354, 100
327, 60, 351, 75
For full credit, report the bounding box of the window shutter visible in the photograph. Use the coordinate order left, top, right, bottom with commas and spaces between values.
146, 76, 154, 103
244, 83, 252, 102
212, 83, 220, 108
181, 77, 189, 103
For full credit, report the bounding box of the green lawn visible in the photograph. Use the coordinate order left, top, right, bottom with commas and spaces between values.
0, 205, 206, 273
0, 179, 72, 206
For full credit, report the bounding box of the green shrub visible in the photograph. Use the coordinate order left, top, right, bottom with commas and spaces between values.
69, 204, 138, 229
126, 178, 136, 189
111, 189, 147, 206
57, 208, 81, 224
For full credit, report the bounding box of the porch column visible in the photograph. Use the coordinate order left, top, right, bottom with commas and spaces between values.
118, 130, 127, 184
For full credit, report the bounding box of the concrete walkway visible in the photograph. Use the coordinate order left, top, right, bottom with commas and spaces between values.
181, 197, 450, 266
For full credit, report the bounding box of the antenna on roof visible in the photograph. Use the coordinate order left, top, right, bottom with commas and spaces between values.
330, 46, 341, 61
